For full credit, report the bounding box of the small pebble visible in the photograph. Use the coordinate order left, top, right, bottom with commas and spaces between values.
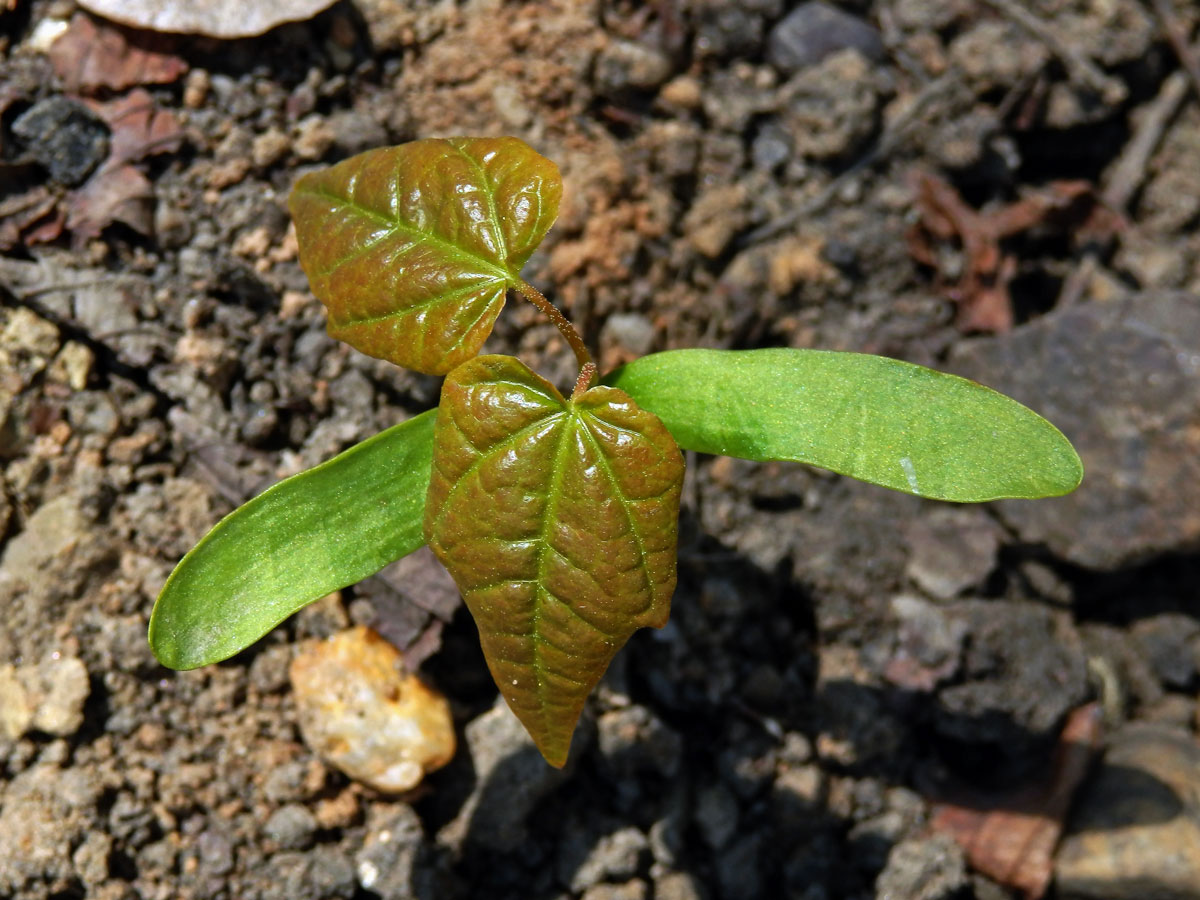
252, 129, 291, 169
12, 97, 109, 185
1056, 724, 1200, 899
294, 115, 337, 161
289, 627, 455, 792
694, 783, 740, 850
264, 804, 318, 851
0, 655, 91, 740
767, 1, 884, 73
875, 835, 968, 900
594, 38, 674, 94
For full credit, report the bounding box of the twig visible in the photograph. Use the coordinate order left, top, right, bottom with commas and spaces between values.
1056, 70, 1189, 306
980, 0, 1125, 104
1151, 0, 1200, 101
1101, 70, 1189, 212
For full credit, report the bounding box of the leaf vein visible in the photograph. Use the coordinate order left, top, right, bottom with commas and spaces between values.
301, 186, 511, 281
332, 280, 500, 329
577, 416, 657, 611
449, 141, 511, 264
439, 414, 565, 511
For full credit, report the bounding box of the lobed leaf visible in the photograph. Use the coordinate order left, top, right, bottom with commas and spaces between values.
424, 355, 684, 766
289, 137, 561, 374
149, 411, 436, 670
606, 348, 1083, 501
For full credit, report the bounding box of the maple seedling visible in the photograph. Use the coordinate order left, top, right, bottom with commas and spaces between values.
149, 137, 1083, 767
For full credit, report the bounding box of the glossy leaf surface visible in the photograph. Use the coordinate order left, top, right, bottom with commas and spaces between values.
425, 356, 684, 766
289, 137, 561, 374
149, 411, 436, 669
152, 349, 1082, 673
606, 348, 1082, 501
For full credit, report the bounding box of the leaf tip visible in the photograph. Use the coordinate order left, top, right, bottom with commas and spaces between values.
538, 743, 570, 769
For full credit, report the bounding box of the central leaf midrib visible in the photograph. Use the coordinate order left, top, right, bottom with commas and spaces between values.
530, 411, 577, 734
305, 186, 513, 282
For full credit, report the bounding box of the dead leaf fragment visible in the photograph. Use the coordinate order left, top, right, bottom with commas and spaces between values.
77, 0, 340, 38
0, 184, 63, 250
49, 13, 187, 93
67, 163, 155, 241
907, 172, 1116, 333
930, 703, 1102, 899
87, 88, 185, 165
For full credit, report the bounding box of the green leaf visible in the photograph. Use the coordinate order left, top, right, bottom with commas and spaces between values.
288, 137, 562, 375
149, 411, 436, 670
151, 348, 1080, 672
607, 348, 1082, 502
425, 355, 684, 766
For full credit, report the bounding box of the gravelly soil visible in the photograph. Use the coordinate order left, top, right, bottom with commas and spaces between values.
2, 2, 1200, 899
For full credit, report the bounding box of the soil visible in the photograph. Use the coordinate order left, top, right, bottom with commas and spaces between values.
2, 2, 1200, 899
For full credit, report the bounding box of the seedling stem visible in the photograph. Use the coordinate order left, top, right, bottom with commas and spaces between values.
513, 277, 596, 396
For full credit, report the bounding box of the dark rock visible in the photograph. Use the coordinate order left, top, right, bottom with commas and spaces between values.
263, 761, 313, 804
935, 601, 1088, 756
1131, 614, 1200, 691
559, 823, 648, 893
11, 96, 110, 186
303, 846, 357, 900
767, 2, 884, 73
595, 704, 683, 778
751, 121, 793, 173
355, 804, 425, 897
326, 107, 389, 157
264, 804, 318, 851
248, 644, 293, 695
694, 783, 740, 849
693, 0, 782, 59
951, 295, 1200, 569
196, 828, 235, 877
779, 48, 881, 161
701, 66, 779, 135
883, 595, 966, 691
268, 847, 357, 900
594, 39, 674, 95
437, 697, 575, 851
716, 833, 763, 900
1056, 724, 1200, 899
904, 507, 1000, 600
601, 312, 656, 359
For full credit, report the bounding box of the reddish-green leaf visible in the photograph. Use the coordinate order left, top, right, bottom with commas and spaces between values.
288, 137, 561, 374
424, 355, 684, 766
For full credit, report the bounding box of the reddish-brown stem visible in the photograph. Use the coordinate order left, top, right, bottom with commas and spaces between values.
512, 278, 596, 396
572, 362, 597, 399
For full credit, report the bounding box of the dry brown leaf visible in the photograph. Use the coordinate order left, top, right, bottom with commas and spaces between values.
906, 172, 1116, 334
49, 13, 187, 93
66, 163, 155, 242
0, 184, 63, 250
930, 703, 1102, 900
86, 89, 185, 166
77, 0, 339, 38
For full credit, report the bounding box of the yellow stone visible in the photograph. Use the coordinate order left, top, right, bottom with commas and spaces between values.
289, 627, 455, 792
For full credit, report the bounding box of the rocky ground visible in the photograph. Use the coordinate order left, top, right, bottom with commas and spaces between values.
1, 1, 1200, 898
